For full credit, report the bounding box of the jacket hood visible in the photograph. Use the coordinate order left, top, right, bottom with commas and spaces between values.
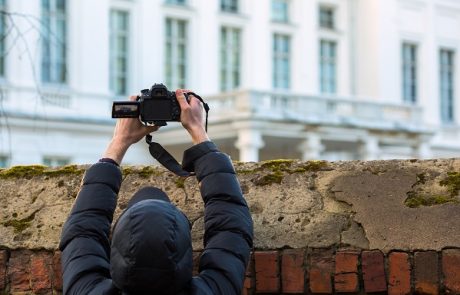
110, 199, 193, 294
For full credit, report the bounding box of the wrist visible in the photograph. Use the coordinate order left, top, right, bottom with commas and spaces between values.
189, 128, 209, 145
103, 139, 130, 165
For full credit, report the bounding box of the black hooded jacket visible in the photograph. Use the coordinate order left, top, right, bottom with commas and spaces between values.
59, 141, 254, 294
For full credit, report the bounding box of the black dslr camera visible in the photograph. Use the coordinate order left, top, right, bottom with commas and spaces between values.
112, 84, 182, 126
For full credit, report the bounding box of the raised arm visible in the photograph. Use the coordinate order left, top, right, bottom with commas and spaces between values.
177, 90, 254, 294
59, 96, 157, 294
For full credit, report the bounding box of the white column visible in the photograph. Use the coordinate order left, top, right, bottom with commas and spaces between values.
360, 136, 380, 160
298, 134, 324, 160
235, 129, 264, 162
414, 139, 433, 159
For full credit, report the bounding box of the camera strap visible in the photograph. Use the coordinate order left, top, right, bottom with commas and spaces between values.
145, 92, 210, 177
146, 135, 192, 177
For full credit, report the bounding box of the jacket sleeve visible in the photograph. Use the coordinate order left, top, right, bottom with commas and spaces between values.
183, 141, 254, 295
58, 162, 122, 295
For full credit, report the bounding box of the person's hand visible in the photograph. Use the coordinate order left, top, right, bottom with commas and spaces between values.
176, 89, 210, 145
103, 95, 159, 164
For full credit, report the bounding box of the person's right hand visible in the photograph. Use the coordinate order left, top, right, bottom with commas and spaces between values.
176, 89, 210, 145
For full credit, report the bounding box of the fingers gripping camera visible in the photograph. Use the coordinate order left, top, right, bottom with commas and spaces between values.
112, 84, 188, 127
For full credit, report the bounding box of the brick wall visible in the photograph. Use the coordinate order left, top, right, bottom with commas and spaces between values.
1, 248, 460, 294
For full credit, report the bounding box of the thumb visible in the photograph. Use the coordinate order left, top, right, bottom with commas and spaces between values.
175, 89, 189, 110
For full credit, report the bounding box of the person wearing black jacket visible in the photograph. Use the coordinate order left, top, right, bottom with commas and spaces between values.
59, 89, 254, 294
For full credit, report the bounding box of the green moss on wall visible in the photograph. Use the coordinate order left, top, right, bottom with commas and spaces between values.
254, 171, 284, 186
405, 193, 459, 208
137, 166, 162, 178
2, 212, 37, 234
440, 172, 460, 197
175, 177, 186, 189
241, 159, 329, 186
0, 165, 84, 179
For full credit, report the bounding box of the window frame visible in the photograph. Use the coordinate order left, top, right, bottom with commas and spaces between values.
272, 0, 290, 23
273, 33, 291, 89
0, 155, 9, 168
42, 156, 70, 167
319, 6, 335, 30
220, 26, 241, 91
41, 0, 67, 85
165, 18, 188, 89
440, 49, 455, 124
109, 9, 130, 96
402, 43, 418, 103
165, 0, 187, 6
319, 39, 337, 94
0, 0, 7, 77
220, 0, 238, 13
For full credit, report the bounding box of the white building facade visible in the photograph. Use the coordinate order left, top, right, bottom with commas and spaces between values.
0, 0, 459, 166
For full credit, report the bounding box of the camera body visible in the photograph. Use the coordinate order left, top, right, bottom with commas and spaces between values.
112, 84, 181, 126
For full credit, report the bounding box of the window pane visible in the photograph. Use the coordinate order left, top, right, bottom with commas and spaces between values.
41, 0, 67, 84
319, 6, 335, 29
273, 34, 290, 89
220, 27, 241, 91
43, 156, 70, 167
320, 40, 337, 94
440, 49, 455, 123
110, 10, 130, 95
402, 43, 417, 103
166, 0, 186, 5
0, 155, 9, 168
221, 0, 238, 13
272, 0, 289, 23
165, 18, 188, 89
0, 0, 6, 76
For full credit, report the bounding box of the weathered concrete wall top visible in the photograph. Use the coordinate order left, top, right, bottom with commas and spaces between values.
1, 159, 459, 252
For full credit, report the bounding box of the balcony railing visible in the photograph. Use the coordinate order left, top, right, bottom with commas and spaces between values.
206, 90, 426, 132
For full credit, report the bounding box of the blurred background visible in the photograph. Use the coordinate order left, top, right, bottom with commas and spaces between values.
0, 0, 459, 167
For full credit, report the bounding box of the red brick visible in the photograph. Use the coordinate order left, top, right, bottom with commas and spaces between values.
414, 251, 438, 295
254, 251, 279, 293
362, 250, 387, 293
0, 250, 8, 291
243, 252, 255, 295
388, 252, 411, 295
334, 250, 359, 293
52, 251, 63, 291
8, 250, 31, 292
243, 277, 253, 295
335, 273, 359, 293
30, 252, 52, 294
309, 249, 334, 294
442, 249, 460, 294
281, 249, 305, 293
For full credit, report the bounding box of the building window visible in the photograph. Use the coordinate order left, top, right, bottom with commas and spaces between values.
41, 0, 67, 84
273, 34, 290, 89
272, 0, 289, 23
43, 156, 70, 167
220, 27, 241, 91
402, 43, 417, 103
165, 18, 188, 89
110, 10, 130, 96
0, 155, 9, 168
319, 6, 335, 29
221, 0, 238, 13
166, 0, 186, 5
0, 0, 6, 77
320, 40, 337, 94
440, 49, 455, 123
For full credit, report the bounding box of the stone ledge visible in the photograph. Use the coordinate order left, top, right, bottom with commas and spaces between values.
0, 158, 460, 251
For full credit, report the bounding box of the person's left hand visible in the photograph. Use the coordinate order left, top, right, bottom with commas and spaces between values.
103, 95, 159, 164
112, 96, 159, 146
